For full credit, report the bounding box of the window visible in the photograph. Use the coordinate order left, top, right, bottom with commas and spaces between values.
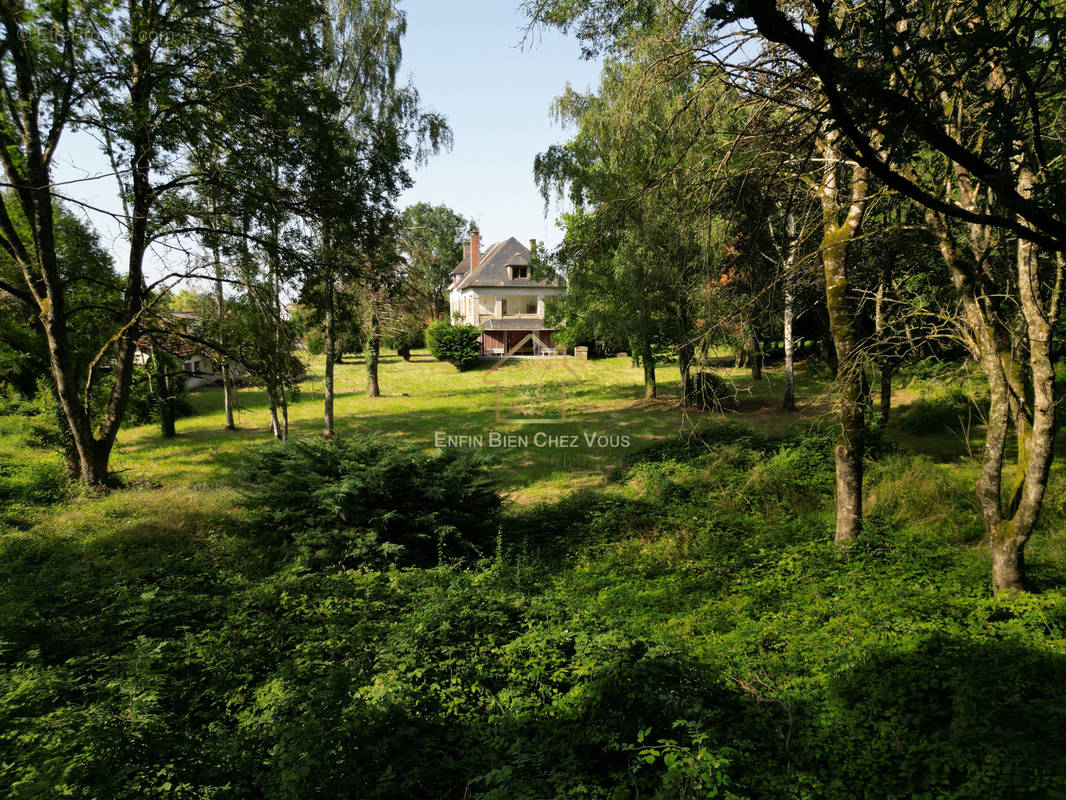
512, 265, 528, 279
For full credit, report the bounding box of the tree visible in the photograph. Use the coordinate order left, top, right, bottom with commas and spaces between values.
722, 0, 1066, 588
535, 53, 724, 402
0, 0, 338, 482
527, 0, 1066, 590
818, 129, 870, 544
223, 290, 304, 437
0, 204, 120, 472
300, 0, 450, 435
399, 203, 469, 320
0, 0, 127, 485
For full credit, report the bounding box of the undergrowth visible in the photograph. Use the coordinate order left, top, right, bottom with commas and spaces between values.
1, 420, 1064, 799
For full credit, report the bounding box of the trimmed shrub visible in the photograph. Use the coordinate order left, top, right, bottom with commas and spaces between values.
386, 323, 426, 361
240, 436, 500, 569
426, 319, 482, 370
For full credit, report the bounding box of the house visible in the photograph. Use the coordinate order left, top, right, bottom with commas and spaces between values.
134, 312, 225, 390
448, 231, 565, 357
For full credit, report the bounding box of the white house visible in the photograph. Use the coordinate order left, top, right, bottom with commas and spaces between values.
448, 231, 565, 356
134, 312, 227, 390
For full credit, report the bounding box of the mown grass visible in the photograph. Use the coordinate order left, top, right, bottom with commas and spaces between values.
2, 350, 1065, 799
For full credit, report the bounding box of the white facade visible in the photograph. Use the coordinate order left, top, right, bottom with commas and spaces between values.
448, 285, 559, 326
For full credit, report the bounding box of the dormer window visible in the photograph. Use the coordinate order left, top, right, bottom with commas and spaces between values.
511, 265, 529, 279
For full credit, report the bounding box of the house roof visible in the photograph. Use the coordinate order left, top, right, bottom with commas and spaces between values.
480, 318, 558, 331
136, 312, 207, 360
455, 237, 564, 290
449, 251, 474, 277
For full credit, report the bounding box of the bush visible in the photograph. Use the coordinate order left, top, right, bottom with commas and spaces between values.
0, 383, 34, 416
746, 430, 836, 511
0, 458, 71, 507
688, 370, 735, 411
124, 365, 195, 428
303, 326, 325, 356
894, 388, 985, 436
866, 455, 982, 542
426, 320, 482, 370
240, 436, 501, 569
387, 324, 426, 361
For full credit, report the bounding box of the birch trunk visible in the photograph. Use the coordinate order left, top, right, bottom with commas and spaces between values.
783, 283, 796, 410
323, 271, 336, 438
781, 210, 798, 410
367, 305, 381, 398
212, 241, 237, 431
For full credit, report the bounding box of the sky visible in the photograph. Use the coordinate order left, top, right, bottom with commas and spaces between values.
48, 0, 602, 281
396, 1, 602, 249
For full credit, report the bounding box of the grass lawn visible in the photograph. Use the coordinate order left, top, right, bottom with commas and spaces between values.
44, 349, 833, 530
8, 345, 1052, 544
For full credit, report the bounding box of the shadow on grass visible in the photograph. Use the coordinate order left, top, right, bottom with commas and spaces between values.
815, 634, 1066, 797
7, 513, 1065, 800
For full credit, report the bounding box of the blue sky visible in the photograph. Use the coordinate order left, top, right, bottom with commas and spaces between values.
397, 1, 601, 249
49, 1, 600, 279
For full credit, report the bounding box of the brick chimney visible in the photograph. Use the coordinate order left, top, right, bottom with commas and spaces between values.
463, 240, 470, 260
470, 231, 480, 270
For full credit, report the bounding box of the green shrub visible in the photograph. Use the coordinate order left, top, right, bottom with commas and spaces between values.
386, 322, 426, 361
425, 320, 482, 370
240, 436, 501, 569
866, 455, 982, 542
124, 365, 195, 428
615, 421, 768, 477
304, 326, 325, 356
0, 383, 34, 416
688, 370, 735, 411
0, 458, 71, 507
895, 388, 985, 435
746, 430, 836, 511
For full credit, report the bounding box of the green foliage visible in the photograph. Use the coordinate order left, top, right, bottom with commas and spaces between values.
304, 327, 325, 356
400, 203, 469, 318
0, 205, 121, 400
123, 365, 195, 428
636, 722, 744, 800
867, 455, 983, 543
425, 319, 482, 370
0, 458, 70, 508
688, 370, 735, 411
239, 436, 501, 569
0, 383, 40, 417
895, 388, 986, 435
385, 318, 426, 360
2, 399, 1066, 799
